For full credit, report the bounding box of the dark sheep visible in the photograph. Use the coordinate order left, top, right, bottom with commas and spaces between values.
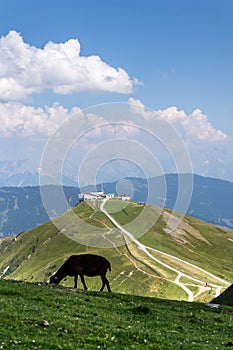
50, 254, 111, 292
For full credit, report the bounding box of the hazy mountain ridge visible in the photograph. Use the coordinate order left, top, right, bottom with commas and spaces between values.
97, 174, 233, 230
0, 174, 233, 237
0, 186, 80, 237
0, 159, 143, 187
0, 160, 78, 187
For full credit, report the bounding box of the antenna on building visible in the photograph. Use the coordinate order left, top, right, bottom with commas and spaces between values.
159, 197, 166, 208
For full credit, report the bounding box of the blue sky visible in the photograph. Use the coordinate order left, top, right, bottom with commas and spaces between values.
0, 0, 233, 182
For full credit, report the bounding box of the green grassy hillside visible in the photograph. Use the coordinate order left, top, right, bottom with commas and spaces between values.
0, 200, 233, 302
1, 279, 233, 350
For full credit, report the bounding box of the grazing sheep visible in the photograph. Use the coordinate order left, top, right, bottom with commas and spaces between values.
50, 254, 111, 292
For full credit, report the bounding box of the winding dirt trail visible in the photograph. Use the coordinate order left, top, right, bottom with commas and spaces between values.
100, 199, 230, 302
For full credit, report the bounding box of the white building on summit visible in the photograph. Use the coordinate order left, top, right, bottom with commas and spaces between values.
78, 191, 128, 202
78, 191, 106, 202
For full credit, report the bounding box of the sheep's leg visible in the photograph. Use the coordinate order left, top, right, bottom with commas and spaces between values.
74, 275, 78, 288
80, 274, 88, 290
100, 275, 111, 292
105, 277, 111, 292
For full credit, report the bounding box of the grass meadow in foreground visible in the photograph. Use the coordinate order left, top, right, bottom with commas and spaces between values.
0, 280, 233, 349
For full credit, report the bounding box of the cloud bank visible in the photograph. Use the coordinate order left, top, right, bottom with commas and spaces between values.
128, 98, 231, 180
0, 102, 81, 137
0, 98, 228, 144
128, 98, 227, 143
0, 95, 231, 180
0, 31, 141, 101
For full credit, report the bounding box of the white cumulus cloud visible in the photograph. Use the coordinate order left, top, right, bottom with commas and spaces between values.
128, 98, 227, 143
0, 98, 232, 181
127, 98, 232, 179
0, 102, 75, 137
0, 31, 141, 101
182, 109, 227, 142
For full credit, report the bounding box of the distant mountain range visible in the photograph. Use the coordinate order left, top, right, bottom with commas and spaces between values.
0, 159, 143, 187
0, 173, 233, 237
0, 186, 80, 237
129, 174, 233, 229
0, 160, 78, 187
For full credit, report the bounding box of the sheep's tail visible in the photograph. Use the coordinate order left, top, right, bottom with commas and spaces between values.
108, 261, 111, 272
